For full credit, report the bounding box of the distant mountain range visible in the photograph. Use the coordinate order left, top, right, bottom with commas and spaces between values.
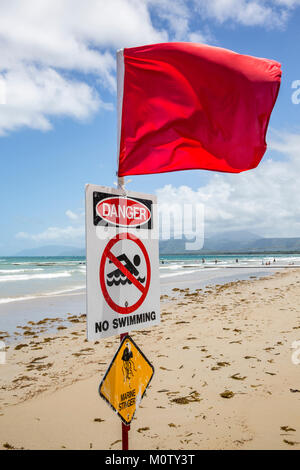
159, 230, 300, 254
12, 231, 300, 256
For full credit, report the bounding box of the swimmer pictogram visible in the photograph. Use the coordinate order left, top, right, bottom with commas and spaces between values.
99, 232, 151, 315
106, 254, 145, 287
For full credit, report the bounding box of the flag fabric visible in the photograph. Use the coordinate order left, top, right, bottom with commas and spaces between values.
117, 42, 281, 177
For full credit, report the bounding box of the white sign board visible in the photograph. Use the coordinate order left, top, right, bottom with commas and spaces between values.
85, 184, 160, 340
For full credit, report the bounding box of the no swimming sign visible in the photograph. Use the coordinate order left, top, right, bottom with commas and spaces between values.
85, 184, 160, 340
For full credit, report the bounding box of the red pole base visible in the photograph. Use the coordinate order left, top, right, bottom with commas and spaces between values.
122, 422, 130, 450
120, 332, 128, 342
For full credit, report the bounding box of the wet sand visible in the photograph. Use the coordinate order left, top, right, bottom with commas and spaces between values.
0, 268, 300, 450
0, 265, 279, 337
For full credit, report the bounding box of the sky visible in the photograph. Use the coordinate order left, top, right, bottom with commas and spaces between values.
1, 0, 300, 255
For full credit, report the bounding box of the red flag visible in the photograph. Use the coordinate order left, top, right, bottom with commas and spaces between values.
117, 42, 281, 177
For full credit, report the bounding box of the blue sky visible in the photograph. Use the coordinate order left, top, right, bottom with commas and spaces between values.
1, 0, 300, 255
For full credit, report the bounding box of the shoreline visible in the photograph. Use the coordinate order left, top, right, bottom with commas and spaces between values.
0, 268, 300, 449
0, 266, 282, 340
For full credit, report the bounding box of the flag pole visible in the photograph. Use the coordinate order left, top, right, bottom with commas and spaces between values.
118, 176, 130, 451
117, 49, 130, 450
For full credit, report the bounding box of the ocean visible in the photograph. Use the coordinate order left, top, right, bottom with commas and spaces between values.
0, 257, 86, 305
0, 253, 299, 339
0, 253, 299, 305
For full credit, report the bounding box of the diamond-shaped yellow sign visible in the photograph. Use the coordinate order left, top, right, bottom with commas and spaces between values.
99, 335, 154, 425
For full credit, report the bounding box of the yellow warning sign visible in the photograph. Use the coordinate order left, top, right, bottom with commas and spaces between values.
99, 335, 154, 425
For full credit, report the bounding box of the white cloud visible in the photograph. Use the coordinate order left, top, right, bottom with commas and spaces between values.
0, 0, 164, 74
0, 0, 299, 135
148, 0, 208, 42
0, 66, 104, 135
156, 131, 300, 238
65, 210, 79, 221
195, 0, 299, 28
187, 31, 209, 43
273, 0, 300, 7
16, 225, 85, 242
0, 77, 6, 105
15, 208, 85, 243
0, 0, 167, 134
13, 133, 300, 242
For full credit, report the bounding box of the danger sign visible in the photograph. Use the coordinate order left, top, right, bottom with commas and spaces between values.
99, 335, 154, 425
85, 184, 160, 340
93, 191, 152, 229
96, 196, 151, 228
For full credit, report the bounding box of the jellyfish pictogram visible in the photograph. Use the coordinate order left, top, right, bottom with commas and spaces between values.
121, 341, 136, 385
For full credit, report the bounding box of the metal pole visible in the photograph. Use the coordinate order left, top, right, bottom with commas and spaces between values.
117, 44, 129, 447
118, 177, 129, 450
120, 331, 130, 450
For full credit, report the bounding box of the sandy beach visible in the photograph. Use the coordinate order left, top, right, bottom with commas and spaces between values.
1, 268, 300, 450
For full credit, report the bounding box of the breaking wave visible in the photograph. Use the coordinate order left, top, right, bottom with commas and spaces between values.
0, 272, 71, 283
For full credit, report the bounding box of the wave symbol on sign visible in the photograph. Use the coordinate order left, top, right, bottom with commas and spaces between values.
106, 254, 145, 287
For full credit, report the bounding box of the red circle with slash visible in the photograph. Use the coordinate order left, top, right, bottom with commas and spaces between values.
99, 232, 151, 314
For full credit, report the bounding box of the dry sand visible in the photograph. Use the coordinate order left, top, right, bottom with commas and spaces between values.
1, 269, 300, 450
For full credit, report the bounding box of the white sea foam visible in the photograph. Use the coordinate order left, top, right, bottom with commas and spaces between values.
12, 262, 38, 265
0, 268, 44, 274
181, 264, 203, 268
77, 267, 86, 273
11, 261, 84, 267
0, 271, 71, 282
160, 269, 202, 278
48, 285, 86, 296
0, 295, 37, 304
159, 264, 184, 270
0, 285, 85, 304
